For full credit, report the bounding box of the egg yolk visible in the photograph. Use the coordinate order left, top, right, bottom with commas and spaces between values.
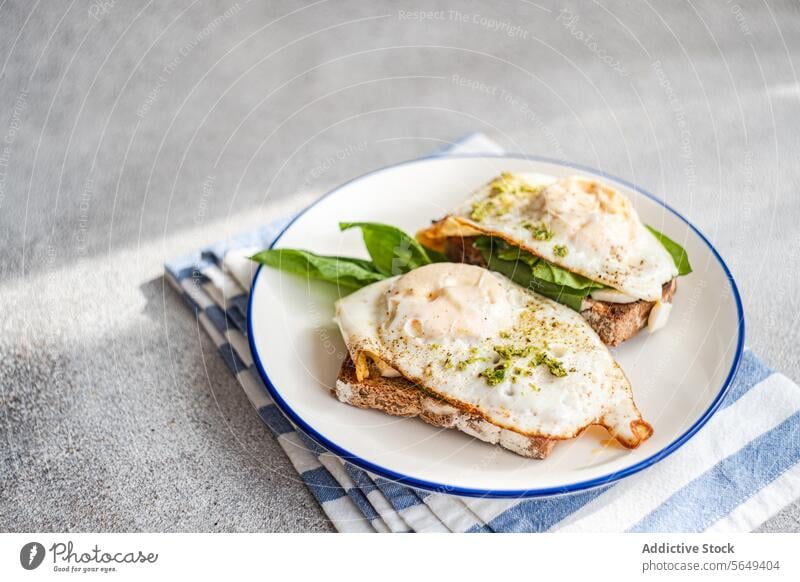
383, 263, 514, 341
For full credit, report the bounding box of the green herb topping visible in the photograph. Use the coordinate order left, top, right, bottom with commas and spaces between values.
529, 351, 568, 377
493, 344, 535, 360
479, 364, 507, 386
456, 355, 487, 371
470, 198, 505, 221
470, 173, 542, 222
489, 172, 542, 196
478, 344, 569, 387
524, 221, 554, 241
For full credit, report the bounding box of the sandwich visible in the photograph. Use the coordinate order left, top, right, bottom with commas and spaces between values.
417, 173, 692, 346
333, 262, 652, 458
253, 222, 653, 459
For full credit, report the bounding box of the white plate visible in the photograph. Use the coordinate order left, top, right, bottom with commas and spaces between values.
248, 154, 744, 497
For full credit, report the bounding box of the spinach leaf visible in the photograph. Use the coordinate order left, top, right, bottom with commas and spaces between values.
420, 245, 449, 263
339, 222, 432, 275
646, 225, 693, 276
250, 248, 384, 290
484, 251, 588, 311
488, 238, 604, 291
251, 222, 438, 291
473, 237, 599, 311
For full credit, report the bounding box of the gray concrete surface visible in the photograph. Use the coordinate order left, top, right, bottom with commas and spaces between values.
1, 0, 798, 532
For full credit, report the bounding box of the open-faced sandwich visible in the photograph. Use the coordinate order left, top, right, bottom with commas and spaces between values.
334, 262, 652, 459
417, 173, 692, 346
252, 215, 656, 459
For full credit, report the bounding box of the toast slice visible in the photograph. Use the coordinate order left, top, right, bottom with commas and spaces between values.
334, 355, 556, 459
443, 235, 677, 347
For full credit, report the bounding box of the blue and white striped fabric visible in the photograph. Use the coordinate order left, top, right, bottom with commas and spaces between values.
165, 133, 800, 532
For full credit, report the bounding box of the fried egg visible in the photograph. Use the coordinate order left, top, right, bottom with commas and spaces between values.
334, 262, 653, 447
427, 173, 677, 302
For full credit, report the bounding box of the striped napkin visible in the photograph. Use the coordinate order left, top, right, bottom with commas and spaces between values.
165, 133, 800, 532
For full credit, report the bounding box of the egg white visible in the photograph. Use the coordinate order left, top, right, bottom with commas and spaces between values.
334, 263, 651, 446
451, 173, 678, 301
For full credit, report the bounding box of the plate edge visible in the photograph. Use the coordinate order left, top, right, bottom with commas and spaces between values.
247, 153, 746, 499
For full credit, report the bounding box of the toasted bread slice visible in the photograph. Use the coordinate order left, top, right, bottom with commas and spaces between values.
581, 279, 677, 346
443, 235, 677, 347
334, 355, 556, 459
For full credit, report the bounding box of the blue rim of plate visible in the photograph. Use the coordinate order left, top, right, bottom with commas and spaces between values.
247, 152, 745, 499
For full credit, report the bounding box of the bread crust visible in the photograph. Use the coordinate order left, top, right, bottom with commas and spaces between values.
581, 279, 677, 346
443, 235, 677, 347
334, 356, 556, 459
